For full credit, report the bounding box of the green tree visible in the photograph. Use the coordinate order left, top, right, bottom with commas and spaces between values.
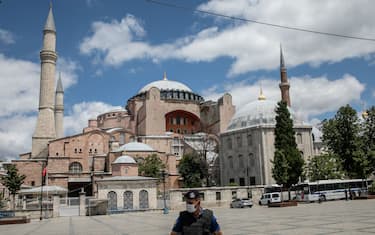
1, 164, 26, 209
272, 101, 304, 197
322, 104, 371, 178
306, 153, 344, 181
138, 154, 165, 178
272, 150, 289, 186
178, 153, 205, 188
362, 106, 375, 176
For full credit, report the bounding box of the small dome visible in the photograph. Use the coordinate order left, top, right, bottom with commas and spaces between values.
115, 142, 154, 152
138, 80, 192, 94
113, 155, 137, 164
227, 99, 297, 131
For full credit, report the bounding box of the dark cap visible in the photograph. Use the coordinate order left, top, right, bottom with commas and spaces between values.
184, 190, 200, 200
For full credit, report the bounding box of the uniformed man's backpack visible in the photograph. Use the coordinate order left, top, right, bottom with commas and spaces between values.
180, 209, 213, 235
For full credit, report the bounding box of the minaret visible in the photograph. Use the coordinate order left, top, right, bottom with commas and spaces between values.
32, 5, 58, 157
279, 45, 291, 107
55, 73, 64, 138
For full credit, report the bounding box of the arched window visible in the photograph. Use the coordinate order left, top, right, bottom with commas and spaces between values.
123, 191, 133, 210
139, 190, 149, 209
69, 162, 82, 174
247, 134, 253, 146
238, 155, 244, 168
107, 191, 117, 210
227, 138, 232, 149
228, 156, 233, 169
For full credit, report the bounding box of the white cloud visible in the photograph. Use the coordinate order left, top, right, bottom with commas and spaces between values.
79, 1, 375, 76
0, 28, 15, 44
0, 115, 35, 160
64, 102, 122, 136
0, 54, 81, 160
0, 101, 120, 160
202, 74, 365, 120
0, 54, 79, 117
0, 54, 40, 116
86, 0, 97, 7
56, 58, 80, 89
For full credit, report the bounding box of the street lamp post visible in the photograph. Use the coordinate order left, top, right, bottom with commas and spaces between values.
161, 169, 168, 214
39, 161, 46, 221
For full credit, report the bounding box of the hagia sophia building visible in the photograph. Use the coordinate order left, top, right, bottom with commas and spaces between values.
11, 6, 321, 198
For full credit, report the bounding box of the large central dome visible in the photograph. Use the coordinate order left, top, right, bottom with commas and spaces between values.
138, 73, 192, 94
138, 79, 192, 94
131, 73, 204, 102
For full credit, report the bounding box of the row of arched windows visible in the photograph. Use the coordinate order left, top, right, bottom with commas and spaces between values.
228, 153, 255, 169
107, 190, 149, 210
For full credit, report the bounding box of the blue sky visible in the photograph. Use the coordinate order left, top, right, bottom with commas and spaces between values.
0, 0, 374, 160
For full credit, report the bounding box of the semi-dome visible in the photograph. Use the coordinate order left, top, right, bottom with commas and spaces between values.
113, 155, 137, 164
227, 98, 297, 131
138, 79, 192, 94
114, 142, 154, 152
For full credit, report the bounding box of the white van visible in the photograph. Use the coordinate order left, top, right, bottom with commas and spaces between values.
259, 192, 281, 205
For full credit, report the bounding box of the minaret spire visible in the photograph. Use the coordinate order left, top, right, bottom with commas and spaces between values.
32, 5, 58, 157
44, 3, 56, 32
279, 45, 291, 107
163, 71, 167, 80
280, 44, 285, 70
55, 72, 64, 138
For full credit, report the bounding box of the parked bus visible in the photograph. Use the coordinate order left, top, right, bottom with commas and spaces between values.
294, 179, 373, 202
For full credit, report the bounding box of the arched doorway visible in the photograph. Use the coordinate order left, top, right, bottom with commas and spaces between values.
123, 191, 133, 210
139, 190, 149, 209
107, 191, 117, 210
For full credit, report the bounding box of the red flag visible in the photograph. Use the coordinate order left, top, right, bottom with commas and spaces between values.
42, 167, 47, 177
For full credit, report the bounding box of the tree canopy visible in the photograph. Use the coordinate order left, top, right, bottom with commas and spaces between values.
322, 104, 374, 178
138, 154, 165, 178
306, 153, 344, 181
1, 164, 25, 209
272, 101, 304, 189
178, 153, 206, 188
1, 164, 25, 196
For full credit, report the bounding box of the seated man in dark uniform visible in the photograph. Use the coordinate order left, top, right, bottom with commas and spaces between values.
170, 190, 223, 235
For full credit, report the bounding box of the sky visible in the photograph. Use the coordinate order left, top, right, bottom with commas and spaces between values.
0, 0, 374, 160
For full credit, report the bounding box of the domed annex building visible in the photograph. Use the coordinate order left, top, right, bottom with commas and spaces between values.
12, 6, 235, 200
220, 48, 314, 186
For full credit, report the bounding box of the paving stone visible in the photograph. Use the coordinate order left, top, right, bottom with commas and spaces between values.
0, 200, 374, 234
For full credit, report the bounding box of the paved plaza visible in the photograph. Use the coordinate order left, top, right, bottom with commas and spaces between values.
1, 199, 374, 235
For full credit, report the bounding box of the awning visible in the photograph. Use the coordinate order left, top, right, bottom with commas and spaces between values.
19, 185, 68, 195
68, 177, 91, 183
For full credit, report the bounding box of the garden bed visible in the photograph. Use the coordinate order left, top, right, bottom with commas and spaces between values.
268, 201, 298, 207
0, 216, 30, 225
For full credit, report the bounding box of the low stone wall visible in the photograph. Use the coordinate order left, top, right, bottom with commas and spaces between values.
86, 199, 108, 216
14, 209, 53, 220
169, 186, 265, 210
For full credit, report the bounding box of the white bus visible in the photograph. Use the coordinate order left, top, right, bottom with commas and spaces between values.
294, 179, 373, 202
